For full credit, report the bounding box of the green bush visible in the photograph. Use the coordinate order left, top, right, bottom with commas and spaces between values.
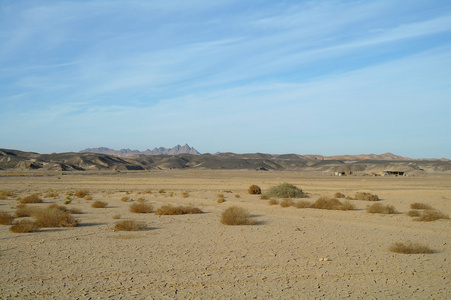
266, 183, 308, 198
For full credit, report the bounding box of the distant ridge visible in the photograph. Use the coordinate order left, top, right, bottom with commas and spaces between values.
80, 144, 200, 156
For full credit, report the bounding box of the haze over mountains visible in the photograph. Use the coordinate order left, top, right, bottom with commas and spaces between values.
1, 146, 450, 174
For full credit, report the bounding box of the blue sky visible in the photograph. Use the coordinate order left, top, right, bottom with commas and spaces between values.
1, 0, 450, 158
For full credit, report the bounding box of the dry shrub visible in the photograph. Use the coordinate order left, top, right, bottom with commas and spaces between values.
85, 195, 93, 200
136, 197, 146, 203
280, 198, 294, 208
410, 202, 433, 210
20, 194, 43, 204
221, 206, 256, 225
260, 195, 269, 200
248, 185, 262, 195
74, 190, 89, 198
91, 201, 108, 208
334, 192, 345, 198
47, 203, 82, 214
217, 198, 225, 203
112, 214, 121, 219
406, 210, 421, 217
413, 210, 449, 222
354, 192, 379, 201
339, 200, 356, 211
293, 200, 312, 208
15, 204, 38, 217
389, 242, 434, 254
366, 203, 397, 214
155, 205, 202, 215
217, 194, 224, 198
159, 189, 165, 194
33, 207, 79, 227
10, 219, 41, 233
144, 189, 152, 194
129, 202, 153, 213
267, 183, 308, 198
268, 199, 279, 206
311, 197, 342, 210
181, 192, 190, 198
235, 194, 240, 198
0, 190, 15, 198
114, 220, 147, 231
121, 196, 130, 202
45, 192, 59, 198
0, 212, 15, 225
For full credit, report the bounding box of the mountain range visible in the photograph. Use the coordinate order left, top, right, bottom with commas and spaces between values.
1, 147, 450, 174
80, 144, 200, 156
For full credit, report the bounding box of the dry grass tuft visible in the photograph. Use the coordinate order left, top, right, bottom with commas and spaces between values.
10, 219, 41, 233
74, 189, 89, 198
129, 202, 153, 213
311, 197, 342, 210
114, 220, 147, 231
268, 199, 279, 205
413, 210, 449, 222
354, 192, 379, 201
181, 192, 190, 198
136, 197, 146, 203
0, 190, 15, 198
91, 201, 108, 208
217, 198, 225, 203
334, 192, 345, 198
339, 200, 356, 211
217, 194, 224, 198
235, 194, 240, 198
158, 189, 165, 194
112, 214, 121, 219
47, 203, 82, 214
32, 207, 79, 227
280, 198, 294, 208
155, 205, 203, 215
84, 195, 93, 200
406, 210, 421, 217
0, 212, 15, 225
221, 206, 256, 225
293, 200, 312, 208
366, 203, 397, 214
20, 194, 43, 204
410, 202, 433, 210
267, 183, 308, 198
389, 242, 434, 254
15, 204, 37, 217
260, 195, 269, 200
248, 185, 262, 195
121, 196, 130, 202
45, 192, 59, 198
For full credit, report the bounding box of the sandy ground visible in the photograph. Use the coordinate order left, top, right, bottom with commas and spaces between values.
0, 170, 450, 299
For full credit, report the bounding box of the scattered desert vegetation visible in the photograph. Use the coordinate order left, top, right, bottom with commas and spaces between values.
33, 206, 79, 227
158, 189, 165, 194
248, 185, 262, 195
366, 203, 397, 214
334, 192, 345, 198
91, 201, 108, 208
260, 195, 269, 200
114, 220, 147, 231
0, 190, 15, 199
268, 199, 279, 205
217, 194, 224, 198
410, 202, 433, 210
45, 192, 59, 198
217, 198, 225, 203
389, 242, 434, 254
266, 183, 308, 198
354, 192, 379, 201
221, 206, 256, 225
15, 204, 37, 217
136, 197, 146, 203
412, 210, 449, 222
74, 189, 90, 198
121, 196, 130, 202
181, 191, 189, 198
85, 195, 93, 200
0, 212, 15, 225
10, 219, 41, 233
155, 205, 203, 215
129, 202, 153, 213
20, 194, 43, 204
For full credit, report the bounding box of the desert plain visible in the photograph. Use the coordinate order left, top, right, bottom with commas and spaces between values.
0, 170, 450, 299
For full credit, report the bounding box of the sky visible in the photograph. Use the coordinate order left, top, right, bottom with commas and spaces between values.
1, 0, 450, 158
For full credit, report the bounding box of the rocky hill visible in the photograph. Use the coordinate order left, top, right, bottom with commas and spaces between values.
1, 148, 450, 174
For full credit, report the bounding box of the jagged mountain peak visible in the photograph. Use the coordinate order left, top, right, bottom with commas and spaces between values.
80, 144, 200, 156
